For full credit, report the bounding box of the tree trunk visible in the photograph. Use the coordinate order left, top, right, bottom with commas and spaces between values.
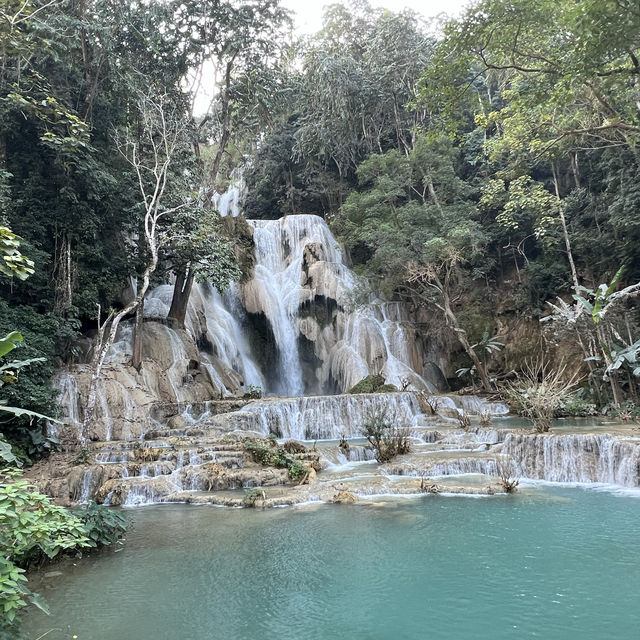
440, 275, 493, 392
53, 231, 74, 316
552, 163, 579, 290
596, 324, 623, 406
209, 58, 235, 185
167, 266, 195, 328
132, 297, 144, 371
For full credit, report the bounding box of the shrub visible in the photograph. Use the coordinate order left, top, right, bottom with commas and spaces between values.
556, 395, 599, 418
283, 440, 306, 454
72, 501, 129, 548
495, 458, 520, 493
0, 471, 128, 628
242, 385, 262, 399
456, 411, 472, 432
242, 488, 266, 507
0, 303, 63, 463
504, 358, 581, 432
243, 440, 310, 482
360, 408, 412, 463
73, 447, 93, 465
479, 411, 493, 427
347, 374, 386, 394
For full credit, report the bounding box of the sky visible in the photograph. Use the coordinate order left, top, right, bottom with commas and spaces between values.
280, 0, 470, 33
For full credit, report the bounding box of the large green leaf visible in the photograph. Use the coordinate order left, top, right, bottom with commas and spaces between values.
28, 592, 50, 615
0, 331, 23, 358
0, 401, 62, 424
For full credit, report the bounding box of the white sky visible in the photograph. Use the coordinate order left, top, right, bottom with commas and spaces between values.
280, 0, 470, 33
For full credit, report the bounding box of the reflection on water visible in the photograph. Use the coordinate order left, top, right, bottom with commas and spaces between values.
23, 486, 640, 640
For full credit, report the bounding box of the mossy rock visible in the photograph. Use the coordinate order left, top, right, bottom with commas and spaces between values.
283, 440, 307, 454
347, 374, 387, 394
377, 383, 398, 393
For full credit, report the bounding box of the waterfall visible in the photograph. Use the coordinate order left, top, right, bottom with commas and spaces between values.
241, 214, 437, 395
499, 432, 640, 486
98, 381, 115, 442
194, 283, 264, 391
212, 167, 245, 218
55, 370, 81, 436
230, 392, 424, 440
243, 216, 344, 395
50, 199, 450, 440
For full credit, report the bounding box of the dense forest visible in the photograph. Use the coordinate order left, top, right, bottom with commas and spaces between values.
1, 0, 640, 454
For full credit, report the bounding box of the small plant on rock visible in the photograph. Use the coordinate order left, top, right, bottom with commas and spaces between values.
243, 440, 312, 484
243, 487, 266, 507
495, 458, 520, 493
416, 392, 440, 415
73, 447, 93, 465
283, 440, 306, 454
479, 411, 493, 428
243, 385, 262, 400
348, 374, 397, 394
456, 411, 472, 432
504, 358, 581, 433
360, 408, 412, 463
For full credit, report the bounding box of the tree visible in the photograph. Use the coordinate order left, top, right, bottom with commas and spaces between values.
0, 226, 61, 461
294, 3, 433, 178
165, 206, 241, 327
333, 135, 494, 390
82, 92, 189, 440
544, 267, 640, 406
420, 0, 640, 155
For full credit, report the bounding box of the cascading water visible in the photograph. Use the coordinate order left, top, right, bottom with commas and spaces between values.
240, 213, 438, 395
54, 371, 81, 438
498, 432, 640, 486
51, 180, 464, 451
243, 216, 347, 395
212, 167, 245, 218
232, 391, 424, 440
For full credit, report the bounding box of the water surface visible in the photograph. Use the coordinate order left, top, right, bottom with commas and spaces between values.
24, 487, 640, 640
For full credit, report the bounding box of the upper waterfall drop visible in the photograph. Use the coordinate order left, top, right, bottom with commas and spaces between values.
241, 214, 350, 396
239, 213, 437, 396
211, 167, 245, 218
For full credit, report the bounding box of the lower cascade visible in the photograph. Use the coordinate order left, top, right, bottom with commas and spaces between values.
35, 389, 639, 509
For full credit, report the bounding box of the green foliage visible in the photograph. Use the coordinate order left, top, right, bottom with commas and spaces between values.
359, 408, 411, 463
0, 302, 62, 462
0, 470, 128, 627
347, 374, 387, 394
243, 439, 309, 481
71, 501, 129, 548
377, 384, 399, 393
242, 385, 263, 400
556, 395, 599, 418
242, 487, 266, 507
0, 472, 74, 623
73, 448, 93, 466
0, 228, 34, 281
168, 206, 241, 288
420, 0, 640, 154
333, 136, 487, 297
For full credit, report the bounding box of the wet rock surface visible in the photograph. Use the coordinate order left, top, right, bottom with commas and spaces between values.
27, 392, 640, 509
